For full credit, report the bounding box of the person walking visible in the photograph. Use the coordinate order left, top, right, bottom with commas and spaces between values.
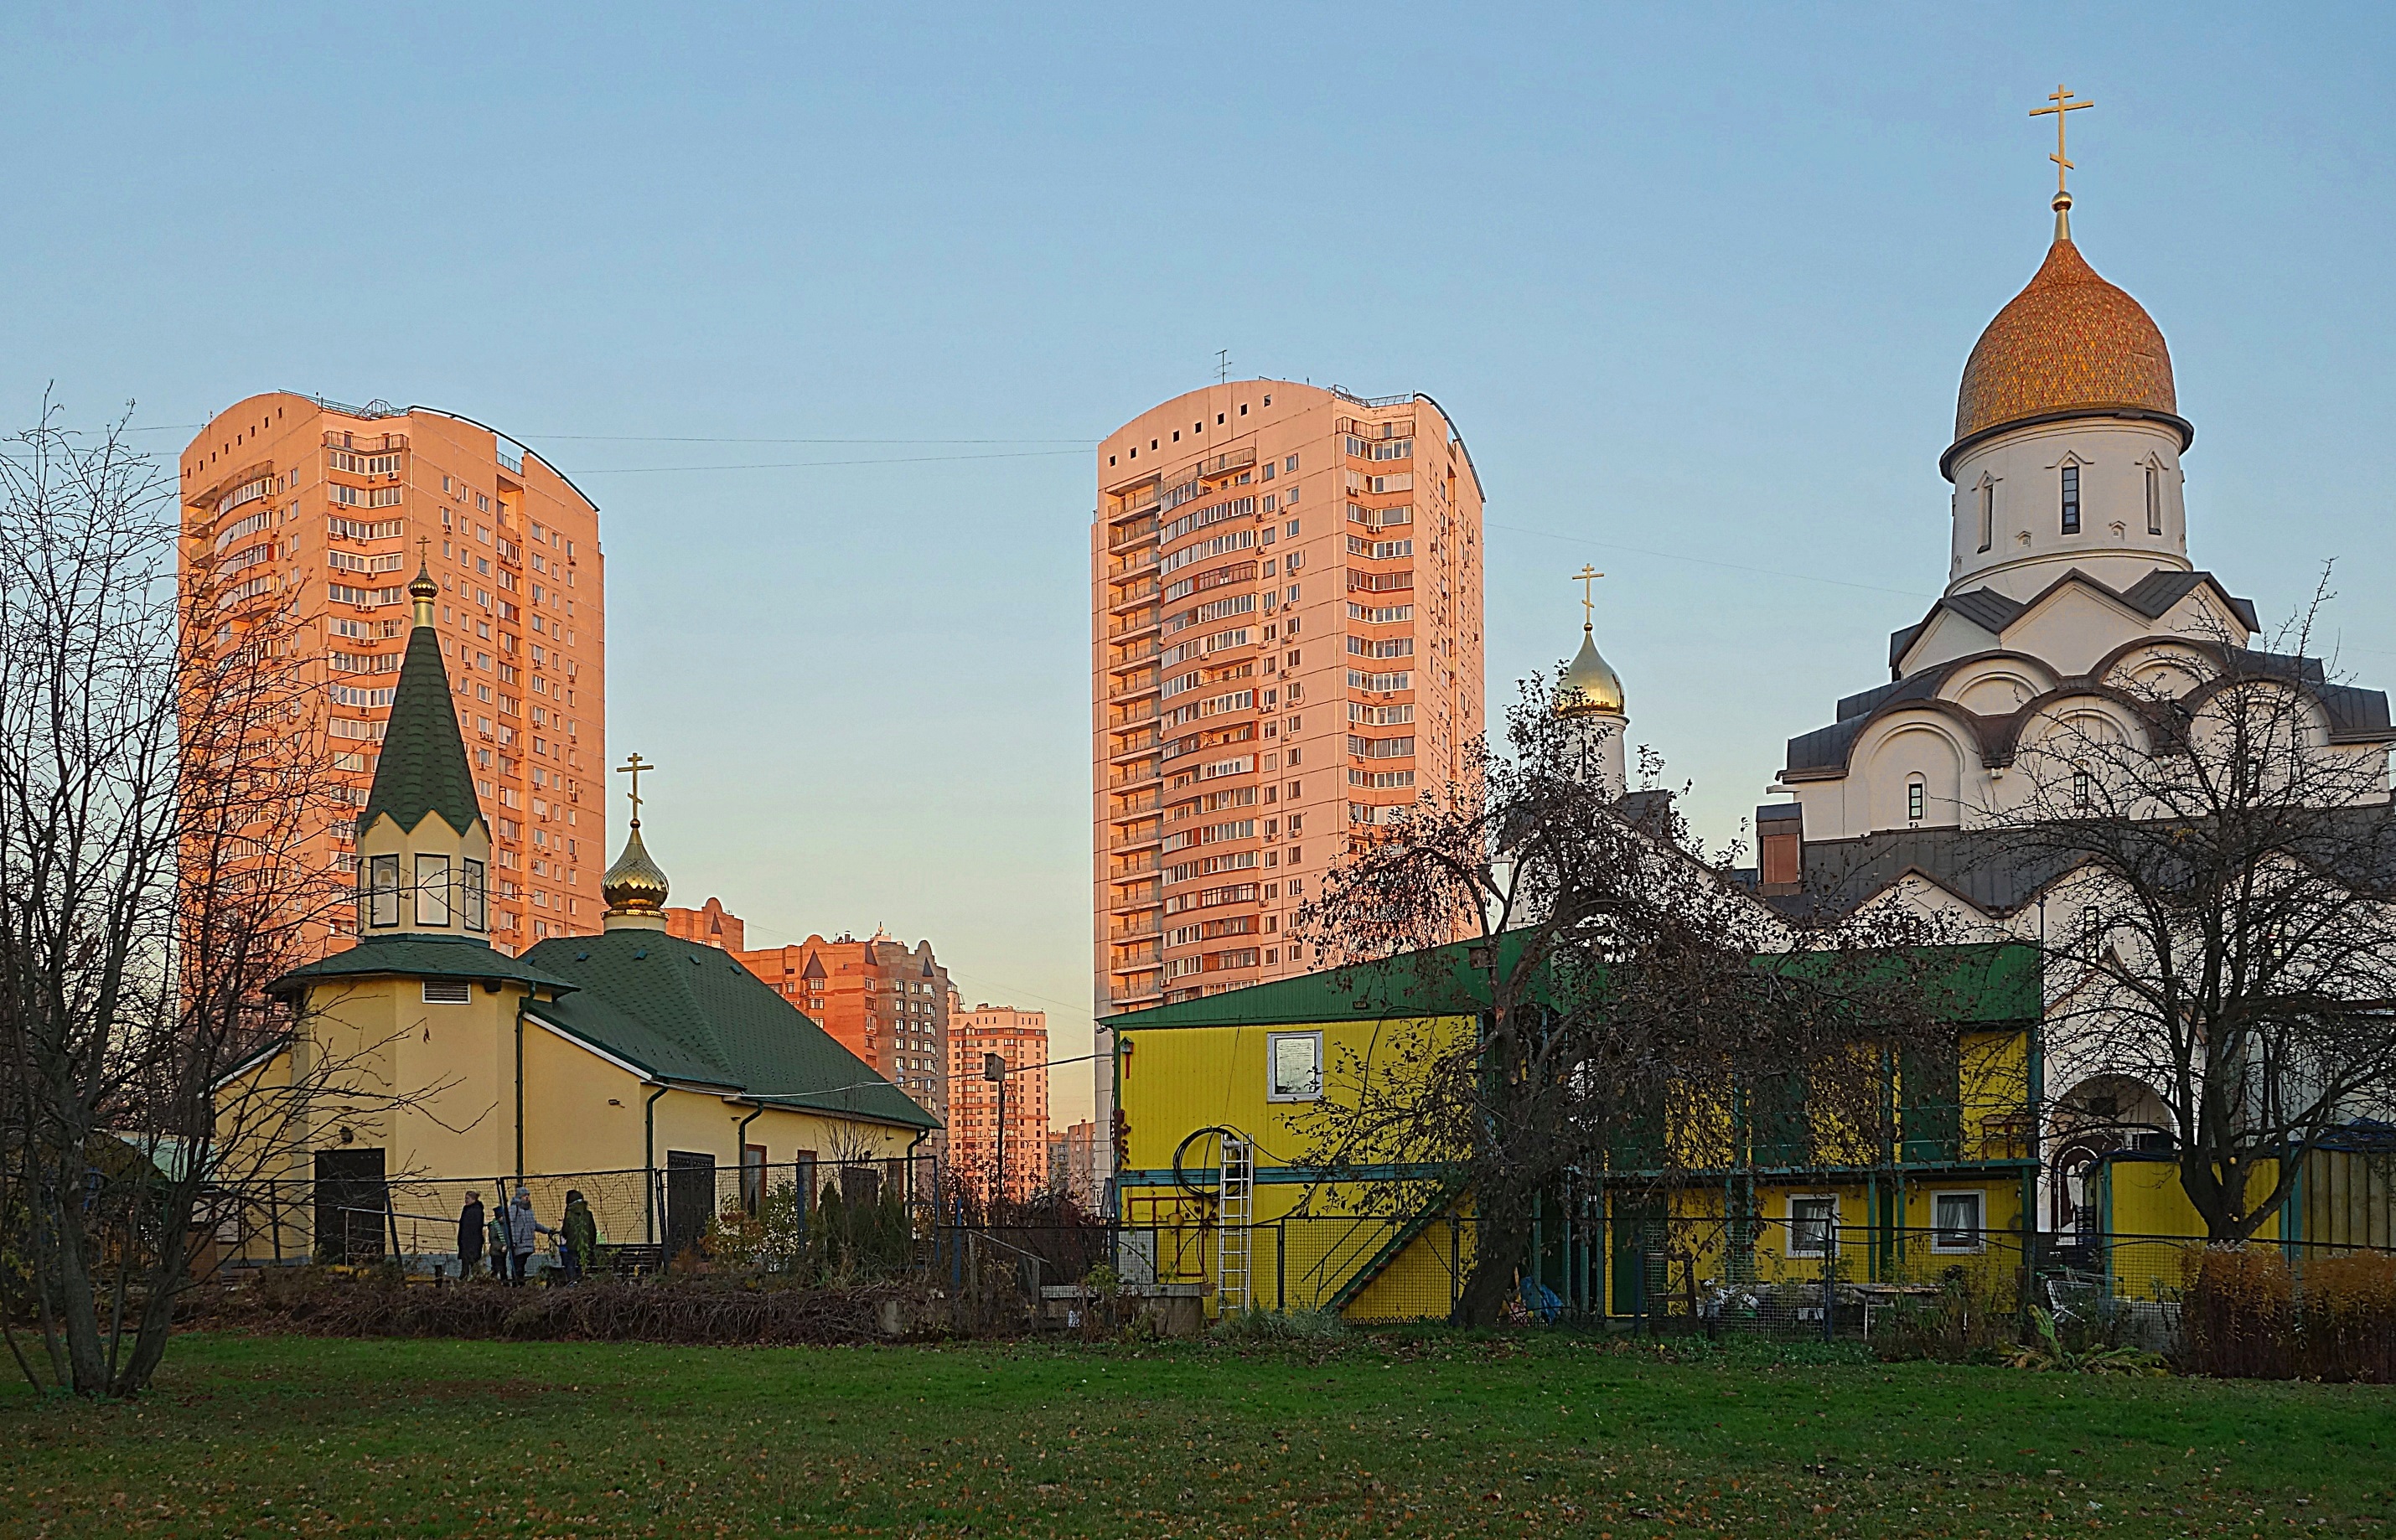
455, 1192, 485, 1280
560, 1190, 598, 1284
503, 1184, 556, 1284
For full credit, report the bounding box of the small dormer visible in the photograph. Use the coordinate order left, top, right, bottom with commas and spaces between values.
354, 563, 493, 938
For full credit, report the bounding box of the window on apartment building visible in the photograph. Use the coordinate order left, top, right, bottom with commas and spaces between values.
2059, 463, 2081, 535
1285, 456, 1298, 473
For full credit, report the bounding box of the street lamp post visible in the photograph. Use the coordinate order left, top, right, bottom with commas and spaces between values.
983, 1052, 1007, 1212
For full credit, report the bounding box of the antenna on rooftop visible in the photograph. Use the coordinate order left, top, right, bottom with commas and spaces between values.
1216, 349, 1230, 385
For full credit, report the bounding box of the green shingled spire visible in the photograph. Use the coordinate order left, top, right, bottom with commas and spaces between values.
360, 562, 484, 839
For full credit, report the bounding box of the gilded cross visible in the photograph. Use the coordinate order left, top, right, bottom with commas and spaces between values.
2030, 84, 2093, 195
616, 752, 653, 825
1574, 565, 1606, 629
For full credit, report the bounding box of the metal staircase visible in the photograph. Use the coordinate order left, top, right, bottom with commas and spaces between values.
1215, 1134, 1254, 1313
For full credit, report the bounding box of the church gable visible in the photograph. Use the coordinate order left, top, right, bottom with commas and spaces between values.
1990, 576, 2161, 678
1898, 606, 2009, 675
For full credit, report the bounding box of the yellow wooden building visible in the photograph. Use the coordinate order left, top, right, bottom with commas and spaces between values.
231, 565, 934, 1266
1103, 939, 2047, 1320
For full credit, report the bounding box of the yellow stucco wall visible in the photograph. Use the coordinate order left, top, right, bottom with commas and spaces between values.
220, 973, 925, 1262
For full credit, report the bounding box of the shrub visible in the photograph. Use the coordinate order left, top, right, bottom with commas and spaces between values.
2295, 1251, 2396, 1384
1209, 1305, 1348, 1345
2180, 1246, 2295, 1379
197, 1266, 919, 1346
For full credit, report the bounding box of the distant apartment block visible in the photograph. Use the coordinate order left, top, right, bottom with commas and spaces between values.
179, 394, 603, 959
665, 897, 746, 951
733, 928, 951, 1125
946, 999, 1050, 1205
1050, 1120, 1101, 1207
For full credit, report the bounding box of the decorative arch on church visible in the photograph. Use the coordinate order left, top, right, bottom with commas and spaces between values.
1942, 656, 2057, 718
1857, 717, 1968, 829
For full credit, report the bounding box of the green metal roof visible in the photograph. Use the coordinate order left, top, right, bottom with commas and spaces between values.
360, 623, 484, 840
522, 929, 938, 1129
269, 932, 581, 999
1103, 938, 2041, 1033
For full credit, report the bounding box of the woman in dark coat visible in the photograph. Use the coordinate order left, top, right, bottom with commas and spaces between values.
456, 1192, 485, 1279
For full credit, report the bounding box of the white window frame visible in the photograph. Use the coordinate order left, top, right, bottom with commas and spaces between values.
1786, 1193, 1840, 1258
1265, 1030, 1322, 1103
415, 854, 453, 927
1930, 1189, 1986, 1253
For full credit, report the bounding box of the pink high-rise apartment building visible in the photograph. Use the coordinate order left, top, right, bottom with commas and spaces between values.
1091, 383, 1485, 1146
179, 394, 603, 959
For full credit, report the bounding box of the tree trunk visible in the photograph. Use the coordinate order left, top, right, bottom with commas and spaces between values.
1453, 1211, 1527, 1327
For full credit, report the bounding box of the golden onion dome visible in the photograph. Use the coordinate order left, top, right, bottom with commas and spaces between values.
601, 823, 670, 914
1950, 224, 2181, 465
1557, 626, 1626, 718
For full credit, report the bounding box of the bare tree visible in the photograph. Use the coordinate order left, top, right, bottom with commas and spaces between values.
0, 397, 363, 1396
1995, 576, 2396, 1243
1293, 675, 1968, 1325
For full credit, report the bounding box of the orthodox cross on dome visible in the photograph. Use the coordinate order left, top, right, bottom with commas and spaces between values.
2031, 84, 2093, 197
616, 752, 654, 828
1574, 565, 1606, 632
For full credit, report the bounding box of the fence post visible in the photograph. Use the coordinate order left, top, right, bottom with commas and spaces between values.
1822, 1226, 1836, 1344
1276, 1219, 1286, 1310
268, 1178, 283, 1265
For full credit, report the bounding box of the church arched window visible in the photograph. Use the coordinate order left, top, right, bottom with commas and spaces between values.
1907, 778, 1926, 824
2144, 461, 2163, 535
2073, 765, 2092, 806
1976, 476, 1995, 553
2060, 463, 2082, 535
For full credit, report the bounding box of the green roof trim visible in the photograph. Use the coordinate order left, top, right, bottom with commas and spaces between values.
269, 932, 581, 999
360, 623, 483, 840
1103, 938, 2041, 1033
522, 930, 938, 1130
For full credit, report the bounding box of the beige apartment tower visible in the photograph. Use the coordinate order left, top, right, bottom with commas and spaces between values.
179, 394, 604, 958
1090, 381, 1486, 1140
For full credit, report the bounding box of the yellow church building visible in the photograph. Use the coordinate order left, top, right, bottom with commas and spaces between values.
233, 564, 934, 1268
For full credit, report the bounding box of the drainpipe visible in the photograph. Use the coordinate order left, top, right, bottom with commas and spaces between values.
514, 991, 529, 1181
736, 1103, 763, 1208
643, 1084, 670, 1245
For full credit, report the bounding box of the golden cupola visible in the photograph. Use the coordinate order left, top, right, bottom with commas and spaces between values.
1944, 89, 2189, 474
1556, 624, 1627, 719
1949, 227, 2179, 457
601, 752, 670, 931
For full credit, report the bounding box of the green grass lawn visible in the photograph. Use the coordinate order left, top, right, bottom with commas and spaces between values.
2, 1330, 2389, 1537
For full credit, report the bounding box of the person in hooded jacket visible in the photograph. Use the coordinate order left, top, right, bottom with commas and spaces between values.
559, 1190, 598, 1284
455, 1192, 485, 1280
502, 1185, 556, 1284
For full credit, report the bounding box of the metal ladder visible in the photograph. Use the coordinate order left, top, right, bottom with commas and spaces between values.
1216, 1134, 1254, 1314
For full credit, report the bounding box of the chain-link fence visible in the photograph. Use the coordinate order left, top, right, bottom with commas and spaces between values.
199, 1165, 2391, 1362
215, 1156, 941, 1279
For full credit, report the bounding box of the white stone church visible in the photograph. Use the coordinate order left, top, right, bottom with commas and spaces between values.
1570, 166, 2395, 1240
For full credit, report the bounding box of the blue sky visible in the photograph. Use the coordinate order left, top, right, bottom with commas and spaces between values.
8, 4, 2391, 1124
